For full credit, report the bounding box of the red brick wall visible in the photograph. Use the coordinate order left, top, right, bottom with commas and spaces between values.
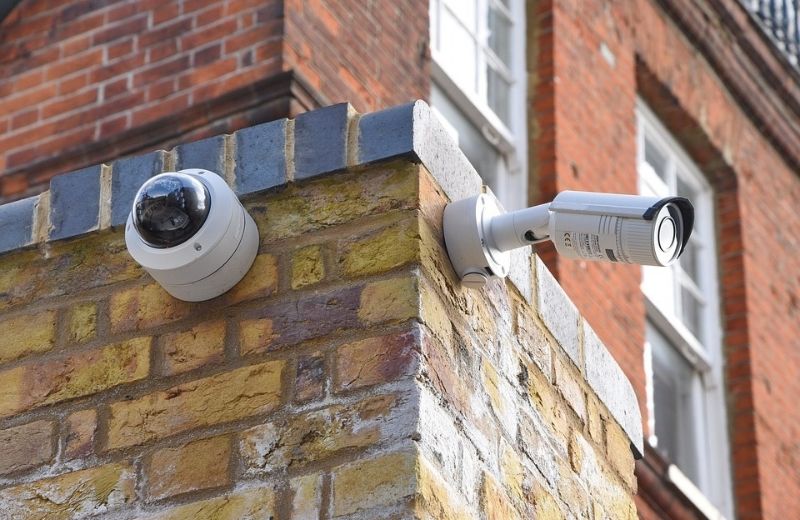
530, 0, 800, 518
283, 0, 429, 113
529, 0, 647, 417
0, 0, 429, 200
0, 0, 284, 198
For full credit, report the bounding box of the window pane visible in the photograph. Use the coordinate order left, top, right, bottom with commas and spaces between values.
488, 5, 512, 65
679, 240, 700, 283
643, 264, 676, 315
677, 173, 695, 200
649, 322, 700, 483
431, 86, 502, 189
487, 67, 511, 124
440, 10, 478, 94
680, 287, 703, 339
444, 0, 476, 32
645, 138, 668, 181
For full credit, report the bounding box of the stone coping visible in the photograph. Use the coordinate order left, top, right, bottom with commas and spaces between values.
0, 99, 643, 457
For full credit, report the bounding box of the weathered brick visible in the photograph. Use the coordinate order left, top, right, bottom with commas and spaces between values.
0, 232, 142, 313
0, 196, 36, 253
568, 431, 584, 473
291, 244, 325, 289
175, 135, 226, 174
332, 450, 417, 516
586, 395, 604, 445
66, 301, 97, 345
225, 254, 278, 304
107, 360, 284, 449
553, 355, 587, 423
532, 486, 564, 520
239, 317, 276, 355
65, 409, 97, 460
415, 458, 473, 520
481, 472, 522, 520
291, 473, 323, 520
419, 283, 453, 347
516, 306, 553, 381
508, 248, 533, 303
241, 393, 412, 475
238, 285, 361, 354
518, 412, 560, 489
0, 337, 151, 418
140, 486, 276, 520
0, 309, 56, 364
294, 102, 351, 179
334, 329, 418, 392
606, 419, 636, 490
234, 118, 287, 195
602, 492, 637, 520
530, 380, 570, 450
295, 352, 325, 402
500, 440, 526, 505
417, 390, 461, 480
358, 276, 418, 325
146, 435, 231, 501
0, 463, 135, 518
245, 163, 419, 243
338, 217, 419, 278
109, 283, 190, 333
161, 320, 226, 375
481, 358, 519, 438
49, 165, 102, 240
0, 420, 54, 475
556, 459, 591, 517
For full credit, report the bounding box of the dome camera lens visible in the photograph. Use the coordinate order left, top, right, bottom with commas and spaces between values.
133, 174, 211, 248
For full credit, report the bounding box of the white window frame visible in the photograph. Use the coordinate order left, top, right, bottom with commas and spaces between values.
429, 0, 528, 210
637, 99, 734, 519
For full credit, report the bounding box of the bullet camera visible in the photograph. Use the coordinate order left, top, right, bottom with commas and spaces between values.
125, 169, 259, 301
443, 189, 694, 288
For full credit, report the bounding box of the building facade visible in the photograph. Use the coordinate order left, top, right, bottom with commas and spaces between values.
1, 0, 799, 518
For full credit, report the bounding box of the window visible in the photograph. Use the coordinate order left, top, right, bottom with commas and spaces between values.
429, 0, 527, 209
638, 101, 734, 518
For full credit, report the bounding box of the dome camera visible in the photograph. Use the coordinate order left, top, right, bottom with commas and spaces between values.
443, 189, 693, 288
125, 169, 259, 302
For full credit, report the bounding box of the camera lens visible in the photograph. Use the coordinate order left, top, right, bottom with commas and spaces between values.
657, 216, 676, 252
133, 174, 211, 248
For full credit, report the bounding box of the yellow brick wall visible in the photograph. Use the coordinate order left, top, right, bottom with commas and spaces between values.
412, 169, 638, 519
0, 157, 638, 518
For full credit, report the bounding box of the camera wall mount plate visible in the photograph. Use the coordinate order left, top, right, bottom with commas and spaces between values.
442, 191, 511, 289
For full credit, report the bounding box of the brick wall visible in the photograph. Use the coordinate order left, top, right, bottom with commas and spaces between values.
283, 0, 429, 113
529, 0, 800, 517
0, 100, 642, 518
0, 0, 428, 202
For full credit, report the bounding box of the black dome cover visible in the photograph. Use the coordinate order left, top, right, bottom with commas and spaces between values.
133, 174, 211, 248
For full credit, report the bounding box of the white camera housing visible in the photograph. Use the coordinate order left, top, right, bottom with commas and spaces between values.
443, 189, 693, 288
125, 169, 259, 302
